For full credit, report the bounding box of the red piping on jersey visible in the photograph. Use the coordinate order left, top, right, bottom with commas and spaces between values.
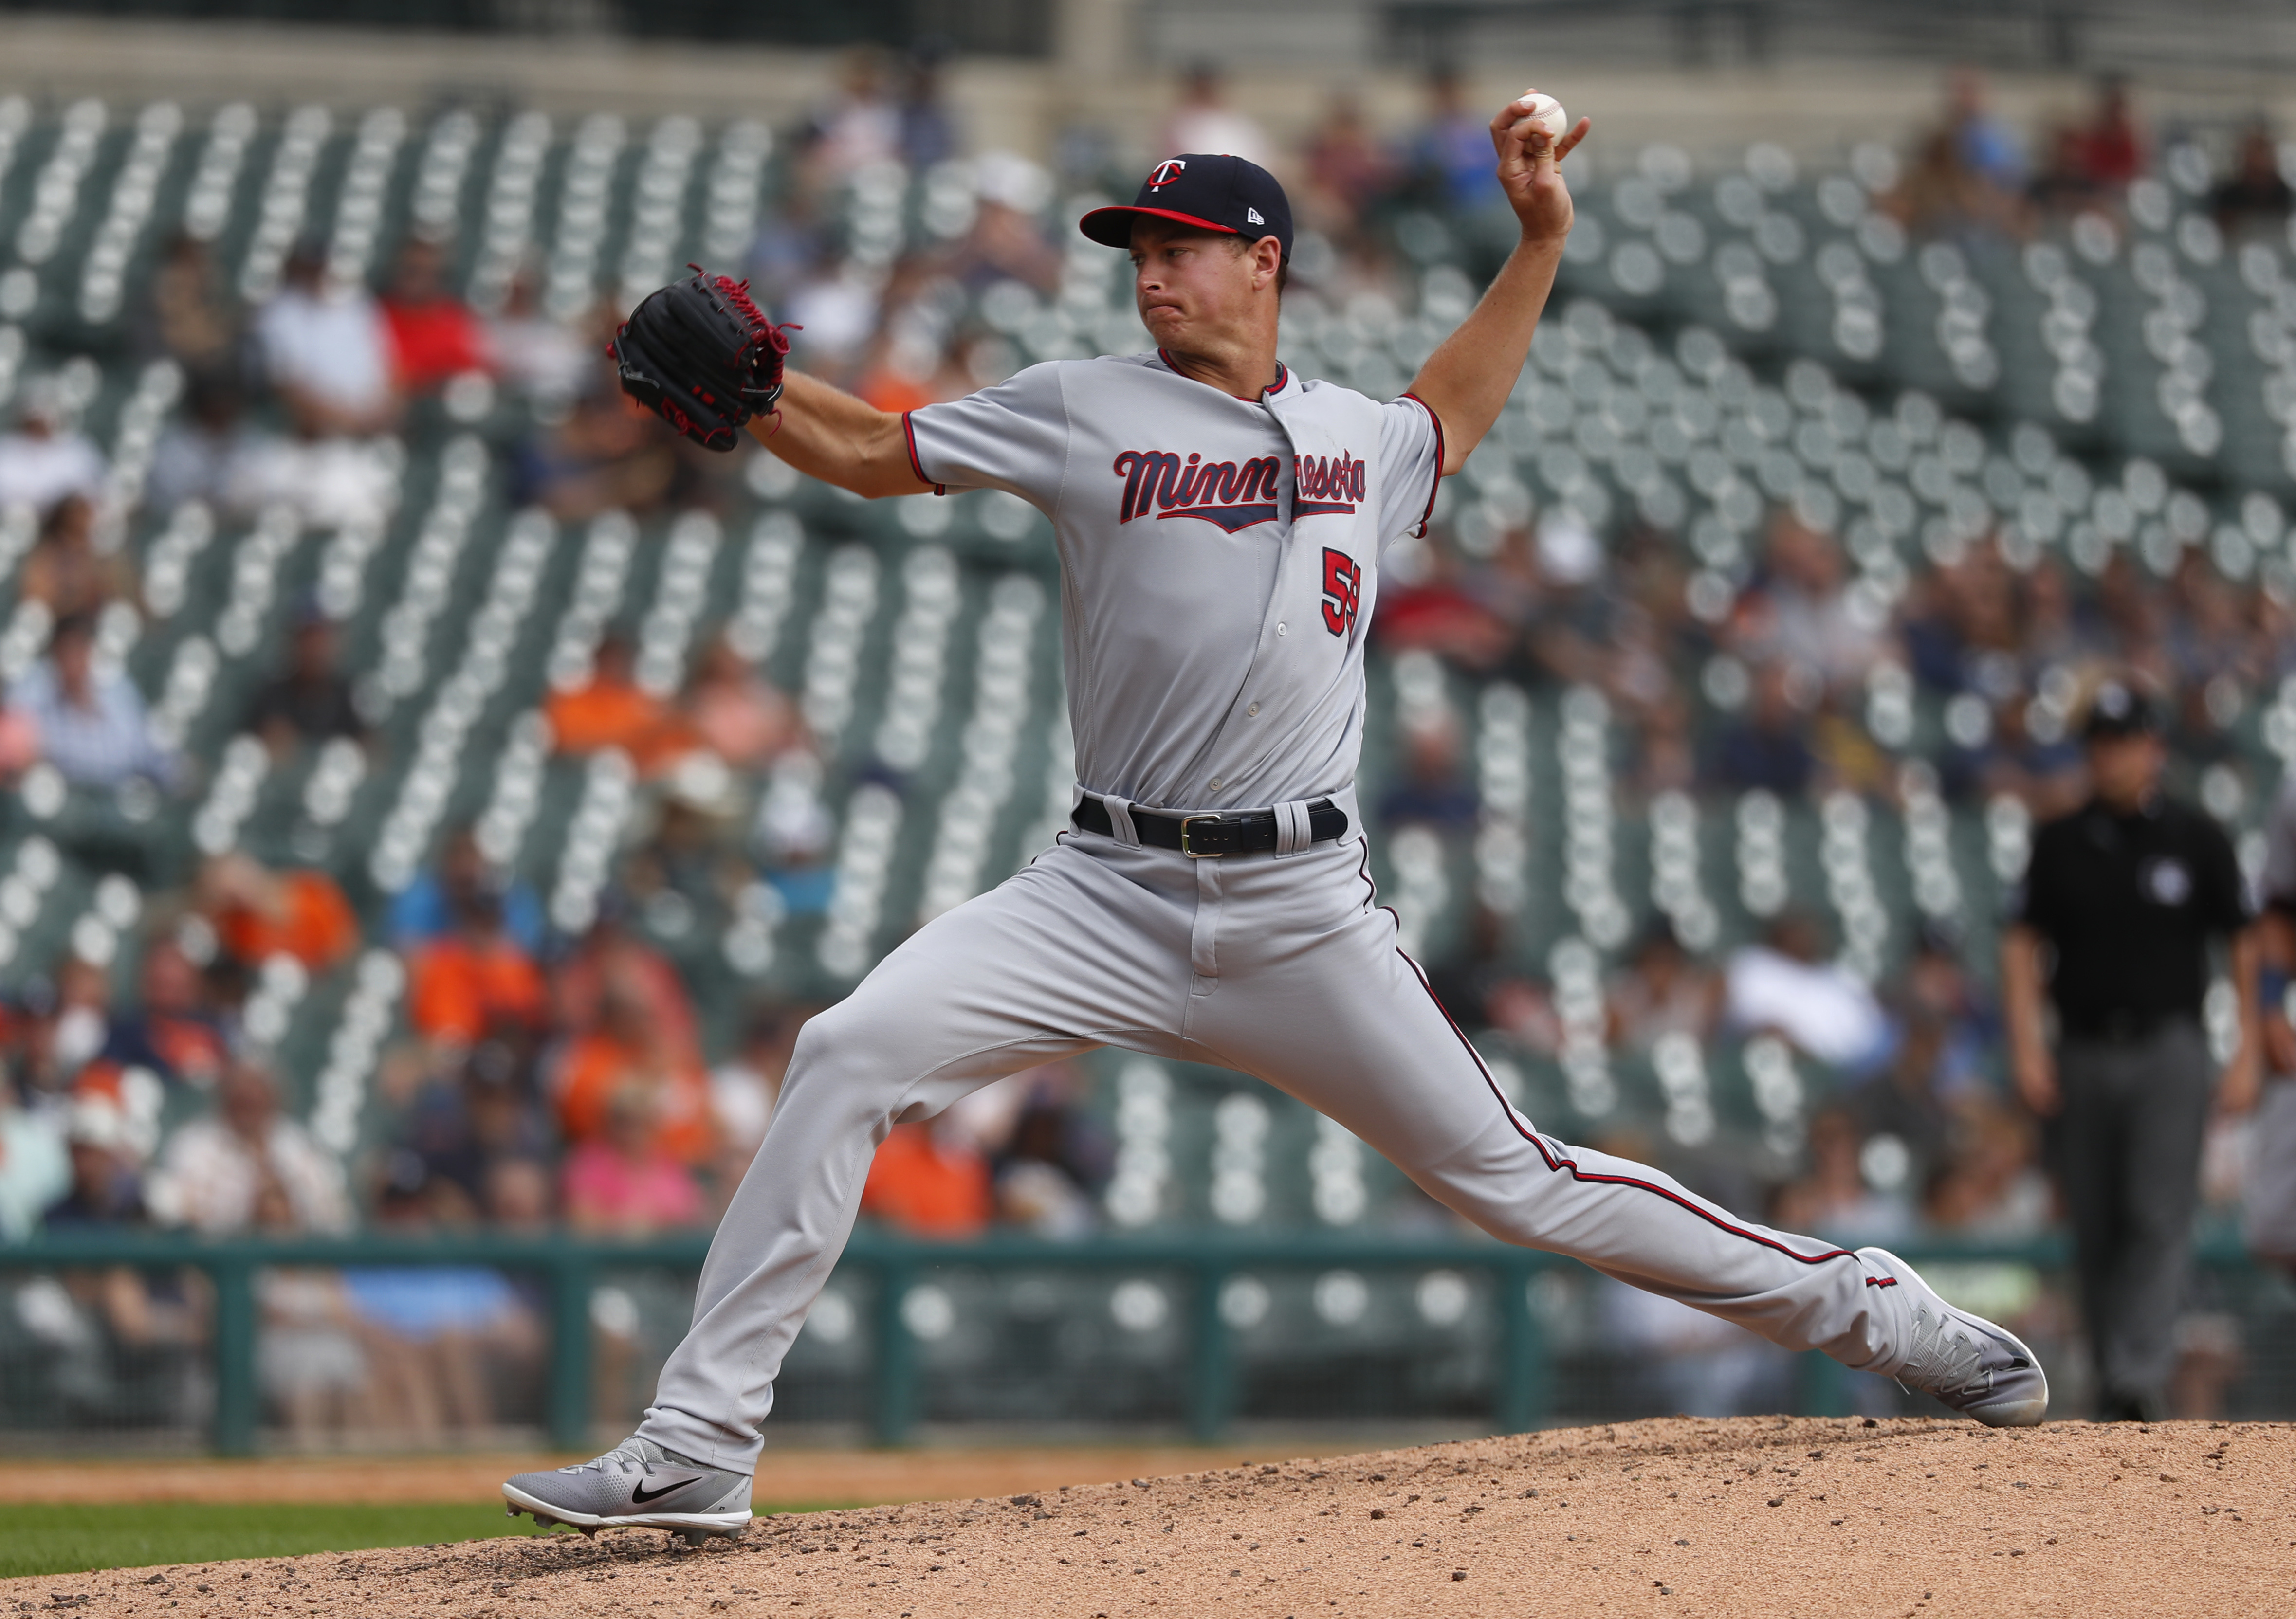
900, 410, 945, 496
1398, 390, 1444, 536
1393, 936, 1860, 1271
1155, 350, 1288, 402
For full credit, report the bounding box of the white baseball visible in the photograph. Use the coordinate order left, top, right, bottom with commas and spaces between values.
1517, 91, 1567, 140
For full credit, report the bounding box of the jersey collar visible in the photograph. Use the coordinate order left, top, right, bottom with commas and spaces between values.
1154, 348, 1290, 403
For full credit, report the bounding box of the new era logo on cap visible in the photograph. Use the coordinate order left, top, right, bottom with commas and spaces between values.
1078, 153, 1294, 260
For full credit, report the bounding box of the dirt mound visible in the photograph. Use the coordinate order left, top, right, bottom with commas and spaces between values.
13, 1416, 2291, 1617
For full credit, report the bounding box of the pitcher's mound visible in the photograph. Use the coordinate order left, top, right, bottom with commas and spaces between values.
13, 1416, 2291, 1616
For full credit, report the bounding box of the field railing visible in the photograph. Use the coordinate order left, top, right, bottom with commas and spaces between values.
5, 1227, 2255, 1453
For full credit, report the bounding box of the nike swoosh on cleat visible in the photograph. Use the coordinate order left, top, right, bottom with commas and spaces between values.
630, 1474, 703, 1505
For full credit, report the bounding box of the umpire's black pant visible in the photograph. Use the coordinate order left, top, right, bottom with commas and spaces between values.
2052, 1018, 2213, 1413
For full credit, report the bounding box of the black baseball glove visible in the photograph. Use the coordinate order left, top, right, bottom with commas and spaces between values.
609, 266, 795, 452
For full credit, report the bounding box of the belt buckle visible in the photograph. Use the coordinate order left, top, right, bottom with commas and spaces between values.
1178, 813, 1223, 857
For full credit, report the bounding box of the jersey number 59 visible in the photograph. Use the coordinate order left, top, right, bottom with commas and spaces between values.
1320, 548, 1362, 637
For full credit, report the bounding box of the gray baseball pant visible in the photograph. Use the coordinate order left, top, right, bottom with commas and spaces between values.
2053, 1021, 2214, 1410
639, 819, 1904, 1470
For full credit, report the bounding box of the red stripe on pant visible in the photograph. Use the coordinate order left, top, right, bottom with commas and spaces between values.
1395, 946, 1857, 1269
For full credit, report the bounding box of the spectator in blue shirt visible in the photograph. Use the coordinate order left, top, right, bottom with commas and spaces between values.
9, 613, 181, 791
1404, 67, 1505, 211
1948, 67, 2025, 192
390, 825, 547, 957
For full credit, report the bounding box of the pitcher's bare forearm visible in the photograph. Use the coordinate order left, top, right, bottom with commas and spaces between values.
1405, 93, 1587, 475
1407, 235, 1565, 474
745, 371, 932, 498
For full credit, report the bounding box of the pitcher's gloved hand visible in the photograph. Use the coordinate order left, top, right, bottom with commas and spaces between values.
608, 266, 795, 452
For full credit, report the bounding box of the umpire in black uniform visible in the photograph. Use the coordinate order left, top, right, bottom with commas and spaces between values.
2001, 678, 2261, 1422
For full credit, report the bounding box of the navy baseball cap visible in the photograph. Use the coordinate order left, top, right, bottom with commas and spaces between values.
1079, 153, 1293, 259
2083, 678, 2159, 741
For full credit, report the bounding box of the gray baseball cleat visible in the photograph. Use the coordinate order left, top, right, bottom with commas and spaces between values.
1859, 1246, 2049, 1428
503, 1437, 753, 1544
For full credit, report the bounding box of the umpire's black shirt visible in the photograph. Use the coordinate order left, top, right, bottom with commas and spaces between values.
2014, 793, 2253, 1038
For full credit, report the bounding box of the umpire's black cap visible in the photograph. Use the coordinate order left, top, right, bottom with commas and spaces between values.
1079, 153, 1293, 259
2082, 678, 2160, 742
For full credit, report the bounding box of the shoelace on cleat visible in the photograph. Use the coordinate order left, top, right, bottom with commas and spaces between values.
1894, 1303, 1985, 1396
567, 1439, 657, 1476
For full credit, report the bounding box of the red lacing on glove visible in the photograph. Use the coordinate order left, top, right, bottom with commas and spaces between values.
692, 265, 796, 365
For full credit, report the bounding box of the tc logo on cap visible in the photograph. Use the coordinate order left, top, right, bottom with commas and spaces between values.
1076, 152, 1295, 257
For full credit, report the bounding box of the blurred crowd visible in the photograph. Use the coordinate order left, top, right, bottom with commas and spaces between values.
1890, 68, 2292, 243
0, 55, 2290, 1435
1382, 500, 2294, 815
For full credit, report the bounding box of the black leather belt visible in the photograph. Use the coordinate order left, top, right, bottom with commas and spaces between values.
1072, 796, 1349, 857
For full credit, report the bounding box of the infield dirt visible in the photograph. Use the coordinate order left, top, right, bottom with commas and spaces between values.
7, 1415, 2289, 1617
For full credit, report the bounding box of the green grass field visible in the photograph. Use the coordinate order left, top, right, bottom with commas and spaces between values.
3, 1499, 861, 1580
6, 1502, 564, 1579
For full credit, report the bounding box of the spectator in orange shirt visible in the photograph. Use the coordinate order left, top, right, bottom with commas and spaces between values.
861, 1121, 992, 1239
195, 852, 360, 975
407, 890, 550, 1048
545, 632, 692, 775
552, 973, 714, 1164
850, 355, 937, 418
379, 237, 493, 396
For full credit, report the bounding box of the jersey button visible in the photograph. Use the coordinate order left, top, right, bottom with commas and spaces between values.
1276, 622, 1288, 636
1209, 778, 1224, 791
1247, 703, 1260, 717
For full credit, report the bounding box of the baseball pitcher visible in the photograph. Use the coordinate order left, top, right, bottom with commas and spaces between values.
504, 91, 2045, 1542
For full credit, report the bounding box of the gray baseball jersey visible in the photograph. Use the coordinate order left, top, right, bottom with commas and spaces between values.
903, 352, 1442, 812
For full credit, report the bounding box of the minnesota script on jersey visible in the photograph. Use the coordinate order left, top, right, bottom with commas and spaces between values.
903, 352, 1443, 814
